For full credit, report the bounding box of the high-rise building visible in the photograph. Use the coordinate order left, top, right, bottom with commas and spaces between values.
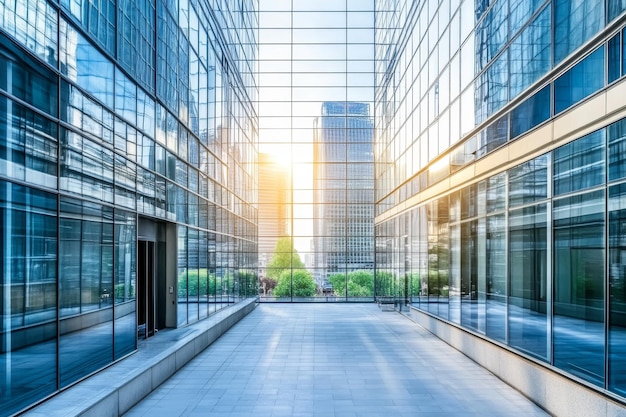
0, 0, 258, 414
257, 152, 292, 285
374, 0, 626, 408
313, 102, 374, 289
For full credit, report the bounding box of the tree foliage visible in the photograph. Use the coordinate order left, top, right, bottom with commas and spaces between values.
328, 270, 374, 297
274, 269, 317, 297
266, 237, 305, 281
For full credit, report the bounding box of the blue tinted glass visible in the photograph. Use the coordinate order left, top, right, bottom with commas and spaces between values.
1, 0, 58, 66
609, 183, 626, 395
60, 0, 115, 53
509, 204, 548, 360
509, 0, 547, 35
475, 0, 508, 72
60, 20, 114, 108
609, 34, 621, 84
554, 129, 605, 195
554, 47, 605, 114
0, 182, 57, 416
510, 6, 551, 98
608, 118, 626, 181
623, 29, 626, 76
510, 85, 550, 139
554, 0, 603, 64
0, 34, 58, 117
553, 190, 605, 387
0, 96, 58, 189
608, 0, 626, 22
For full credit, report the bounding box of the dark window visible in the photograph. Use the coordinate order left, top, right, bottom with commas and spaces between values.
510, 85, 550, 139
554, 47, 605, 114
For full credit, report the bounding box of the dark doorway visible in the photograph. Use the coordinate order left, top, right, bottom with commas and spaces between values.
137, 240, 156, 338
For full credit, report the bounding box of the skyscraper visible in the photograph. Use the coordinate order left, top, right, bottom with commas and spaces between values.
0, 0, 258, 414
257, 152, 292, 291
374, 0, 626, 410
313, 102, 374, 292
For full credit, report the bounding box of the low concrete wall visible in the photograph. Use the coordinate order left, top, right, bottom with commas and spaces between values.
24, 298, 257, 417
405, 307, 626, 417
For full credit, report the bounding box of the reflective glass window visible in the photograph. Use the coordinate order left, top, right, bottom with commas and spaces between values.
553, 190, 605, 386
0, 182, 57, 416
609, 118, 626, 182
509, 0, 547, 36
475, 0, 508, 72
117, 0, 156, 92
0, 0, 58, 67
0, 34, 58, 117
60, 19, 115, 108
475, 53, 508, 124
115, 68, 138, 125
509, 6, 551, 99
554, 47, 605, 114
608, 34, 621, 84
510, 85, 550, 139
0, 96, 58, 189
460, 220, 481, 331
509, 154, 549, 207
486, 213, 506, 342
608, 0, 626, 23
609, 183, 626, 395
554, 0, 603, 64
554, 129, 605, 195
509, 204, 548, 360
60, 0, 115, 54
476, 114, 508, 157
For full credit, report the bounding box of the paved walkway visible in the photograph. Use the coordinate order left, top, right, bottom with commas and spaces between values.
124, 304, 549, 417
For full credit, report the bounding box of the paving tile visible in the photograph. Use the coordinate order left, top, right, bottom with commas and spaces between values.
123, 304, 549, 417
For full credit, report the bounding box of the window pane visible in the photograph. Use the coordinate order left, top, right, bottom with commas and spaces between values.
509, 6, 551, 99
554, 47, 605, 114
609, 183, 626, 395
486, 213, 506, 342
510, 85, 550, 139
509, 154, 549, 207
554, 129, 605, 195
554, 0, 603, 64
608, 34, 621, 84
509, 204, 548, 360
553, 190, 605, 386
609, 118, 626, 182
0, 182, 57, 416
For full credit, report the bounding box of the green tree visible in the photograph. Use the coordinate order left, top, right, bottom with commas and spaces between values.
266, 237, 305, 281
274, 269, 317, 297
329, 270, 374, 297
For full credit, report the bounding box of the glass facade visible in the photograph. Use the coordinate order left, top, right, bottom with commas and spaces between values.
257, 0, 376, 301
0, 0, 258, 414
375, 0, 626, 400
3, 0, 626, 412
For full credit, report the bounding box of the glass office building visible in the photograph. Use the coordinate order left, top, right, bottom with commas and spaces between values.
0, 0, 258, 414
375, 0, 626, 400
313, 102, 374, 292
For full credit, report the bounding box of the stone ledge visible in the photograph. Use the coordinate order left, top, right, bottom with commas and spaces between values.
23, 299, 258, 417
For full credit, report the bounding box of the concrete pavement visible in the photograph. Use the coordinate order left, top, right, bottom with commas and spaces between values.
124, 303, 548, 417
